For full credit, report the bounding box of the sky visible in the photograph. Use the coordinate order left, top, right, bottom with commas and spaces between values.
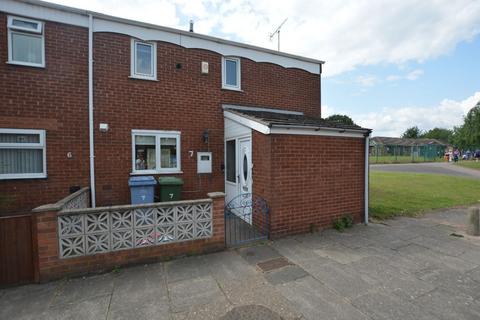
47, 0, 480, 137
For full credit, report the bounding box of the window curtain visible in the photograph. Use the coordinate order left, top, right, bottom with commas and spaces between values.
0, 149, 43, 174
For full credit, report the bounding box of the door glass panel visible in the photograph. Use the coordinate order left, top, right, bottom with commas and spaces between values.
243, 153, 248, 181
226, 140, 236, 182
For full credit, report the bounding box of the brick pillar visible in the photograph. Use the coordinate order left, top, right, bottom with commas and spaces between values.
208, 192, 225, 246
32, 206, 60, 282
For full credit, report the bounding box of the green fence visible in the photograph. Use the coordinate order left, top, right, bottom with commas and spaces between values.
369, 144, 446, 164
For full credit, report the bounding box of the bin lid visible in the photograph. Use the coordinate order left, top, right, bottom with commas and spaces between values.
158, 176, 184, 185
128, 175, 157, 186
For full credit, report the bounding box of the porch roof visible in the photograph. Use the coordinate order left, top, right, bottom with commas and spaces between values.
223, 105, 372, 137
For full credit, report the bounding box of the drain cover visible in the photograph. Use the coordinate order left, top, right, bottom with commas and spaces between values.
257, 257, 292, 272
220, 305, 283, 320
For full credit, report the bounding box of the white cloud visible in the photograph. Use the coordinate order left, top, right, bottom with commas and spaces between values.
405, 69, 424, 80
321, 105, 335, 118
355, 75, 378, 87
386, 69, 424, 82
46, 0, 480, 76
353, 92, 480, 136
386, 75, 402, 82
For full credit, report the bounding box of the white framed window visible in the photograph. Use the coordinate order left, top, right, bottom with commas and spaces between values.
130, 39, 157, 80
7, 16, 45, 68
132, 130, 181, 174
0, 129, 47, 180
222, 56, 241, 90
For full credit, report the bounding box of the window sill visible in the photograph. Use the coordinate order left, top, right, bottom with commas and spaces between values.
6, 61, 45, 68
129, 75, 158, 82
221, 86, 243, 92
130, 171, 183, 175
0, 173, 47, 180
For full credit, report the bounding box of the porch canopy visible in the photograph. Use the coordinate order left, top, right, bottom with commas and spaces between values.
223, 105, 371, 138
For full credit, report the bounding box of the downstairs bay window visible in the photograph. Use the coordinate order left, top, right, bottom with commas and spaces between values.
132, 130, 181, 174
0, 129, 46, 179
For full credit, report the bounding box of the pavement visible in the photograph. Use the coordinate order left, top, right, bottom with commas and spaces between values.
2, 208, 480, 320
371, 161, 480, 179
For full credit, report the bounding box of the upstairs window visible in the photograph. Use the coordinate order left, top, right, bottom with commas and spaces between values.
130, 39, 157, 80
222, 57, 241, 90
7, 16, 45, 67
0, 129, 46, 179
132, 130, 181, 174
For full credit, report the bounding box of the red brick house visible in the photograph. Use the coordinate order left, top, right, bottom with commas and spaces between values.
0, 0, 371, 240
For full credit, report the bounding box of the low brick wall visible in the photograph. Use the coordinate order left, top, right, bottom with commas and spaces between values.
32, 189, 225, 282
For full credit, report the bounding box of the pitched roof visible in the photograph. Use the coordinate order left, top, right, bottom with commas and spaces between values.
371, 136, 447, 146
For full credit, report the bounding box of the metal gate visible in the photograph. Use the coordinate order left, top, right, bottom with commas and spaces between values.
224, 193, 269, 246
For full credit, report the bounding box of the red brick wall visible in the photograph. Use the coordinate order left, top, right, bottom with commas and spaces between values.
0, 13, 320, 214
33, 195, 225, 282
92, 32, 320, 206
0, 14, 89, 216
253, 133, 366, 238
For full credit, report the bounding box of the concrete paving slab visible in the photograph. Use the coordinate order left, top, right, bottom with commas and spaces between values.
420, 269, 480, 299
277, 276, 369, 320
466, 266, 480, 282
52, 273, 114, 306
108, 300, 171, 320
205, 250, 258, 283
397, 243, 477, 273
165, 255, 211, 284
314, 243, 368, 264
351, 255, 436, 301
302, 261, 377, 300
172, 299, 232, 320
41, 295, 110, 320
219, 276, 302, 320
415, 288, 480, 320
352, 291, 438, 320
168, 275, 226, 313
0, 282, 59, 320
108, 264, 169, 317
237, 244, 282, 265
271, 237, 332, 266
219, 305, 283, 320
264, 265, 308, 285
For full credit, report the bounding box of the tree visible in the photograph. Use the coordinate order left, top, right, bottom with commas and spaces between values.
401, 126, 421, 139
420, 128, 453, 144
325, 114, 356, 126
452, 103, 480, 149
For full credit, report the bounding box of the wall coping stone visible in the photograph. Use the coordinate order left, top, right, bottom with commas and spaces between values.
32, 187, 90, 213
58, 198, 213, 216
207, 192, 225, 199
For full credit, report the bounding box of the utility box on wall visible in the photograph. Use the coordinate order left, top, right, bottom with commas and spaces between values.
197, 152, 212, 173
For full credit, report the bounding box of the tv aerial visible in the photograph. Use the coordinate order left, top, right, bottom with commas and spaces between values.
269, 18, 288, 51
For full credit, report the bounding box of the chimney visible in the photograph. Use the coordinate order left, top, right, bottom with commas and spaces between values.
189, 20, 194, 32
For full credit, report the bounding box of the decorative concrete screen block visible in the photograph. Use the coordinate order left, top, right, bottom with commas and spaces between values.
63, 189, 90, 210
58, 200, 213, 258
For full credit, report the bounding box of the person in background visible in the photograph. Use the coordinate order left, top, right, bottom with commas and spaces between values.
453, 148, 460, 162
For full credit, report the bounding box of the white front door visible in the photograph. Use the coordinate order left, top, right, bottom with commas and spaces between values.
238, 138, 252, 196
225, 136, 253, 223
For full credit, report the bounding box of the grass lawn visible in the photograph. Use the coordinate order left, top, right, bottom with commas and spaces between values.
455, 161, 480, 171
369, 155, 444, 164
369, 171, 480, 220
